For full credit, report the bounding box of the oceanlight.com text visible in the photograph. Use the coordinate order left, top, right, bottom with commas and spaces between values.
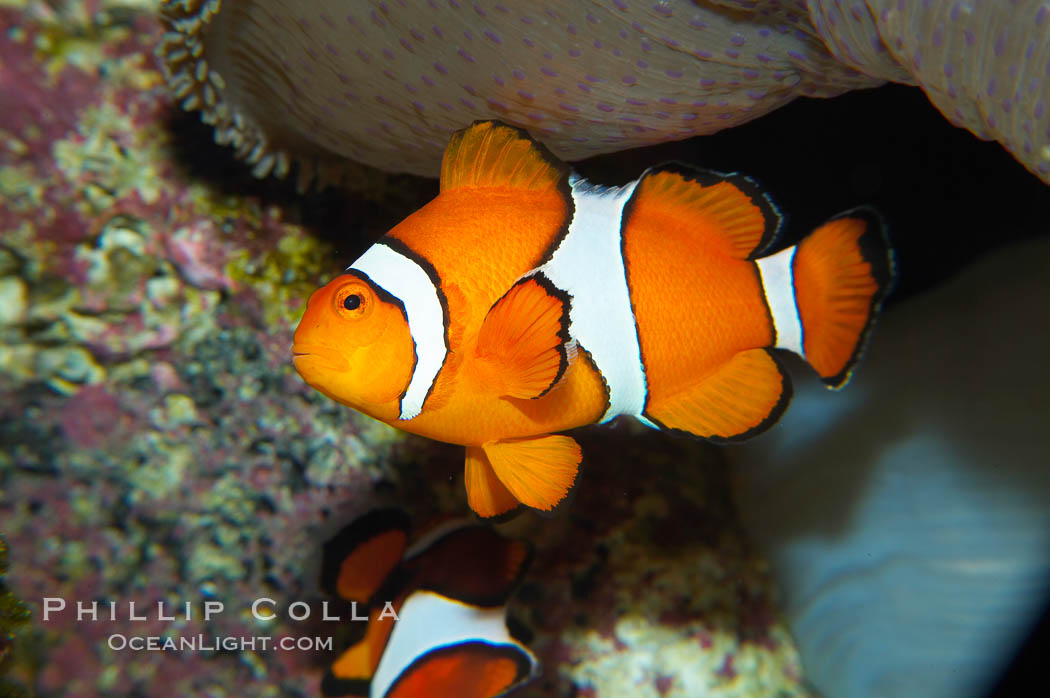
41, 597, 399, 623
107, 634, 333, 652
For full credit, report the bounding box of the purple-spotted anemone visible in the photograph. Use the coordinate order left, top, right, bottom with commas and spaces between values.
158, 0, 1050, 185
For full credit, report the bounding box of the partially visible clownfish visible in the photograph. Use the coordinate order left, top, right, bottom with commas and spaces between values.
293, 121, 894, 518
319, 508, 538, 698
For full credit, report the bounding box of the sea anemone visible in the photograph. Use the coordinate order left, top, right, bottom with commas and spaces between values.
158, 0, 1050, 186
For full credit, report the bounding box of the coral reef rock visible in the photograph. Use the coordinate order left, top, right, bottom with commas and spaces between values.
2, 2, 807, 697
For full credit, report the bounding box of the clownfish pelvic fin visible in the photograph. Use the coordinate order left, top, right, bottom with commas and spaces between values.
465, 446, 522, 519
466, 435, 582, 517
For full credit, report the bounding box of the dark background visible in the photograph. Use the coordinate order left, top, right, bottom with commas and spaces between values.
175, 82, 1050, 307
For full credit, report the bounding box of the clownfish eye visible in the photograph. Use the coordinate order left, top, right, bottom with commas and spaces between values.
334, 281, 374, 320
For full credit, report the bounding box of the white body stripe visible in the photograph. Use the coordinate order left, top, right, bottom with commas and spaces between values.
756, 245, 805, 356
371, 590, 532, 697
350, 243, 446, 420
539, 178, 650, 423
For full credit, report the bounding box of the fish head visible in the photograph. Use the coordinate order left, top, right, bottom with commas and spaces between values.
293, 271, 414, 420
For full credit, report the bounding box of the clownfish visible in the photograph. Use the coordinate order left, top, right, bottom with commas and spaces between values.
293, 121, 894, 518
320, 508, 538, 698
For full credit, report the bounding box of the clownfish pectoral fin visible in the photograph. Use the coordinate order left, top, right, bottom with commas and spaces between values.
644, 348, 791, 442
323, 607, 398, 697
481, 435, 581, 513
475, 275, 573, 400
440, 120, 570, 194
404, 523, 534, 607
385, 640, 539, 698
631, 164, 782, 259
790, 208, 894, 387
320, 508, 411, 604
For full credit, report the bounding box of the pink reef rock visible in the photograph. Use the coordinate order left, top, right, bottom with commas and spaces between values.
1, 2, 805, 697
164, 220, 237, 292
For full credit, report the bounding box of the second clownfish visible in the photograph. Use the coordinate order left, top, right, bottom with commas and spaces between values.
293, 121, 894, 518
320, 509, 537, 698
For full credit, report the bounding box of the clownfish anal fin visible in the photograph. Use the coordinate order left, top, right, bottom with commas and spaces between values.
440, 120, 569, 194
320, 508, 410, 603
476, 275, 573, 400
385, 640, 538, 698
481, 434, 581, 513
644, 348, 791, 442
631, 165, 781, 259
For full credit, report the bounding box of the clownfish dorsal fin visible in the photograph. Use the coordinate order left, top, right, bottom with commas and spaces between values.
644, 348, 792, 442
403, 523, 534, 607
440, 121, 570, 194
320, 508, 410, 604
475, 275, 574, 400
478, 434, 582, 514
322, 606, 398, 697
630, 165, 782, 259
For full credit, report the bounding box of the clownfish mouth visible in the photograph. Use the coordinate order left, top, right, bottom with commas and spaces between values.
291, 344, 349, 372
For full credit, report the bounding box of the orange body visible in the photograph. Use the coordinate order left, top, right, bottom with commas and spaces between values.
293, 121, 892, 517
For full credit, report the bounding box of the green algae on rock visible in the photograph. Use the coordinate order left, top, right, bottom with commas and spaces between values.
0, 537, 31, 698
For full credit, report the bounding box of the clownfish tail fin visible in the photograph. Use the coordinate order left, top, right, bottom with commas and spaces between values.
758, 207, 894, 388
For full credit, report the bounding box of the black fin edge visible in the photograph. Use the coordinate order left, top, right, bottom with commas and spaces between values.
815, 205, 896, 389
642, 349, 794, 444
447, 120, 572, 189
448, 122, 575, 270
320, 508, 411, 600
480, 272, 574, 400
634, 161, 785, 258
524, 438, 582, 518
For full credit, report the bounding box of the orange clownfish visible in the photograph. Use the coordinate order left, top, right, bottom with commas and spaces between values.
293, 121, 894, 518
319, 509, 537, 698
